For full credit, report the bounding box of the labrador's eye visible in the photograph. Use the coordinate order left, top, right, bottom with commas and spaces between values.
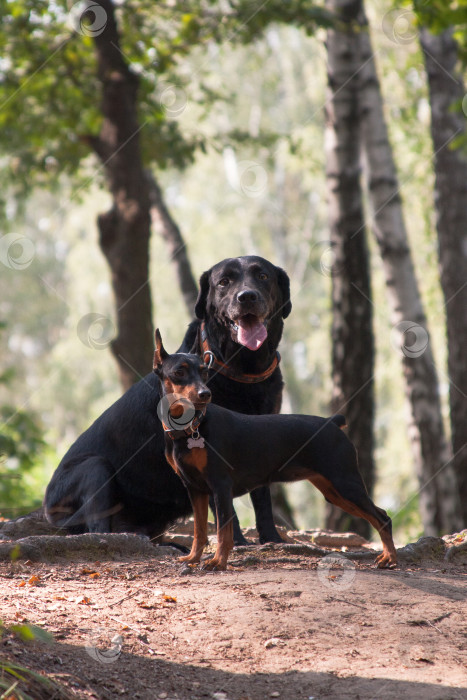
218, 277, 229, 287
258, 272, 268, 281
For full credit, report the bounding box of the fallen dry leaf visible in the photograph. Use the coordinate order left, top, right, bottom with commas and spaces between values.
28, 575, 41, 586
18, 580, 26, 587
76, 595, 91, 605
163, 595, 177, 603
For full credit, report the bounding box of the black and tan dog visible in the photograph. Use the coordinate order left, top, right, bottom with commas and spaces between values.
154, 330, 397, 571
44, 256, 291, 545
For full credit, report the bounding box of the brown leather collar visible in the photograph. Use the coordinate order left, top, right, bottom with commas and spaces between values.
201, 322, 280, 384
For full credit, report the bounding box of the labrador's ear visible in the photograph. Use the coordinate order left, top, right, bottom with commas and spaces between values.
188, 325, 202, 357
275, 266, 292, 319
153, 328, 168, 371
194, 270, 211, 320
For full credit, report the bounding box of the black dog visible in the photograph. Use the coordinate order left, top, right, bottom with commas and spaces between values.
154, 330, 397, 570
44, 256, 291, 544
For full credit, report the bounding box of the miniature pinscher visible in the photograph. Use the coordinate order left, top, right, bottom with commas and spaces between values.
153, 329, 397, 571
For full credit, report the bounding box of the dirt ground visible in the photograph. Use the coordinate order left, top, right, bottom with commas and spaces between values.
0, 528, 466, 700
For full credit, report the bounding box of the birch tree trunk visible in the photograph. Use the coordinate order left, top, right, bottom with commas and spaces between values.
420, 27, 467, 528
356, 4, 462, 533
324, 0, 375, 537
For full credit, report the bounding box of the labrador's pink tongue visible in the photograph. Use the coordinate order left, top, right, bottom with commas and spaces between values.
236, 318, 267, 351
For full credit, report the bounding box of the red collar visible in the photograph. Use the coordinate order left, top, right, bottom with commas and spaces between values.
201, 322, 280, 384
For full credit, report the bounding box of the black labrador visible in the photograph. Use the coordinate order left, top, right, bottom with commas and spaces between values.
44, 256, 291, 544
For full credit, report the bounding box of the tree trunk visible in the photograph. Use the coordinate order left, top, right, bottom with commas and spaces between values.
90, 0, 154, 391
324, 0, 374, 538
146, 171, 199, 317
420, 27, 467, 528
356, 4, 462, 533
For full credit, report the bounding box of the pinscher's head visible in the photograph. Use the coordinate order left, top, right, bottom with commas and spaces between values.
153, 329, 211, 420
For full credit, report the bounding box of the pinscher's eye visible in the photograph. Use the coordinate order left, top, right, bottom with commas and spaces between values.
258, 272, 268, 281
200, 368, 209, 381
173, 368, 185, 379
218, 277, 229, 287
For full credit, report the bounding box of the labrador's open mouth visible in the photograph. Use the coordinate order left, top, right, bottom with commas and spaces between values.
230, 314, 267, 351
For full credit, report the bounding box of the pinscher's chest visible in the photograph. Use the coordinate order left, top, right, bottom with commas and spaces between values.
165, 441, 211, 491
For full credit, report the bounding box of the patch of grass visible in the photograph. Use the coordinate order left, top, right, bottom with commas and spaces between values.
0, 658, 75, 700
0, 622, 75, 699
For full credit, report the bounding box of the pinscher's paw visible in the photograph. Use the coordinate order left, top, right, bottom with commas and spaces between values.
179, 554, 201, 564
375, 552, 397, 569
201, 558, 227, 571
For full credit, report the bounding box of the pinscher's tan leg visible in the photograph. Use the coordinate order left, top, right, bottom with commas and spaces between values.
202, 520, 234, 571
179, 492, 209, 565
374, 530, 398, 568
308, 475, 397, 568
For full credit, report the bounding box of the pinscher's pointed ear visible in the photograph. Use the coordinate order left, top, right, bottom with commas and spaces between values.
153, 328, 168, 371
188, 325, 202, 357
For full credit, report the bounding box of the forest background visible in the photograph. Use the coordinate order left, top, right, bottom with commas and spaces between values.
0, 0, 466, 543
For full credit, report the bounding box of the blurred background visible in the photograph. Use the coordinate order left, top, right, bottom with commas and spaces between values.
0, 0, 466, 543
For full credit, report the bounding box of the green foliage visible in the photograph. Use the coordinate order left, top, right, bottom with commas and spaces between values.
8, 623, 54, 644
0, 335, 46, 514
0, 0, 335, 204
0, 0, 451, 541
0, 403, 44, 472
0, 622, 72, 700
392, 0, 467, 150
0, 622, 58, 700
390, 494, 424, 542
412, 0, 467, 57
